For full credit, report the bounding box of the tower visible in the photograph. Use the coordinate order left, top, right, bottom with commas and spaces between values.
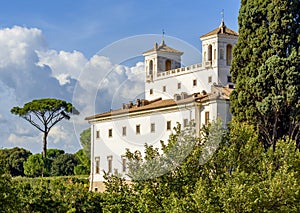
200, 20, 238, 85
143, 40, 183, 100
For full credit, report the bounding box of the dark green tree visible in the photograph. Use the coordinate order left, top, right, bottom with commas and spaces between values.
11, 98, 79, 158
0, 147, 32, 176
46, 148, 65, 159
8, 147, 32, 176
50, 153, 79, 176
230, 0, 300, 148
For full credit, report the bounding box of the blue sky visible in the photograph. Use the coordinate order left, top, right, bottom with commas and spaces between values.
0, 0, 241, 153
0, 0, 240, 57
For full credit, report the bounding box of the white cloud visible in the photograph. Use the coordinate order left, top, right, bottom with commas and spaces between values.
0, 25, 146, 154
0, 26, 46, 68
36, 50, 87, 85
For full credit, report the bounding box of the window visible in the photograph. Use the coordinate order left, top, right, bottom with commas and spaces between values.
165, 59, 171, 71
193, 79, 197, 86
107, 156, 112, 173
167, 121, 171, 130
205, 112, 210, 125
149, 60, 153, 75
208, 76, 212, 83
95, 157, 100, 174
163, 86, 166, 92
94, 187, 98, 192
226, 44, 233, 66
150, 89, 153, 95
96, 130, 100, 139
121, 156, 126, 172
136, 124, 140, 134
178, 82, 181, 89
108, 129, 112, 137
122, 126, 126, 136
227, 76, 232, 83
183, 119, 189, 127
151, 123, 155, 133
208, 45, 212, 61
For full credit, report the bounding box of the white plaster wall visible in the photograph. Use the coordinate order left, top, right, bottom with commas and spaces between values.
91, 106, 195, 181
145, 67, 219, 101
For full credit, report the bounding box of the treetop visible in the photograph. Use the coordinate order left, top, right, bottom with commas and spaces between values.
11, 98, 79, 116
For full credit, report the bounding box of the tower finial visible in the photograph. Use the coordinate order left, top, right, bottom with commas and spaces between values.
221, 9, 224, 23
162, 29, 165, 45
219, 9, 226, 30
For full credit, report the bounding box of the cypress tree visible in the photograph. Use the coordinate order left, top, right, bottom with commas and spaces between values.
230, 0, 300, 149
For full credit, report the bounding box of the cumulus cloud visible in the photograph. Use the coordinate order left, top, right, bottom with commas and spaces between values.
36, 50, 87, 85
0, 25, 145, 153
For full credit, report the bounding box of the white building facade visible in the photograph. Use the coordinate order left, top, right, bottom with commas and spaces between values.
86, 21, 238, 191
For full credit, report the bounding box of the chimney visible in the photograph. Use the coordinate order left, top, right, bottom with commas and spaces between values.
137, 99, 141, 107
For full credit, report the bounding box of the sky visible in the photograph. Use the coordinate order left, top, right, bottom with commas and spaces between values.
0, 0, 241, 154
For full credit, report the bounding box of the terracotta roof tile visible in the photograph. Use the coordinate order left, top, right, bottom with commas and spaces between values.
85, 86, 233, 121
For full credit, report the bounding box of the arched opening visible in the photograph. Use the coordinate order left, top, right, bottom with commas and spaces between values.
165, 59, 171, 71
204, 52, 206, 62
226, 44, 232, 66
208, 45, 212, 61
149, 60, 153, 75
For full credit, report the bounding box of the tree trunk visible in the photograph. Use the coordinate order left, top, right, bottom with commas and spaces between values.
42, 131, 48, 177
43, 131, 48, 159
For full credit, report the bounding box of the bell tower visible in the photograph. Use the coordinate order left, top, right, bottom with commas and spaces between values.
200, 19, 238, 85
143, 40, 183, 83
143, 39, 183, 100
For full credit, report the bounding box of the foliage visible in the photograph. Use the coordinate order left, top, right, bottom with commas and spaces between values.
193, 121, 300, 212
74, 149, 90, 175
50, 153, 79, 176
103, 121, 300, 212
0, 147, 32, 176
102, 174, 136, 212
230, 0, 300, 148
12, 176, 103, 212
23, 154, 44, 177
0, 172, 18, 212
102, 122, 221, 212
47, 148, 65, 159
11, 98, 79, 158
80, 128, 91, 159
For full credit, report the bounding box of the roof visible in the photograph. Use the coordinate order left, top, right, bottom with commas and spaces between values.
86, 97, 193, 121
143, 41, 183, 55
200, 21, 238, 38
85, 85, 233, 121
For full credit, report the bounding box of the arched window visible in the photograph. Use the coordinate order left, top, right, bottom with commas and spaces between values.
226, 44, 232, 66
165, 59, 171, 71
149, 60, 153, 75
208, 45, 212, 61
